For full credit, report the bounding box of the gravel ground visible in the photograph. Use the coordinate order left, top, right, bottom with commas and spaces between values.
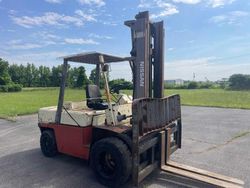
0, 106, 249, 188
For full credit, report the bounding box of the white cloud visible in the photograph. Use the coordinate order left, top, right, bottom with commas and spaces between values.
2, 51, 69, 66
78, 0, 105, 7
34, 31, 61, 40
210, 15, 227, 23
188, 40, 195, 43
138, 0, 152, 8
102, 56, 250, 81
230, 11, 249, 17
168, 57, 216, 68
139, 0, 236, 10
0, 49, 9, 55
165, 57, 250, 81
101, 21, 118, 26
207, 0, 235, 8
45, 0, 62, 4
11, 11, 96, 28
7, 40, 44, 50
75, 10, 97, 22
168, 47, 175, 51
88, 33, 112, 39
151, 1, 179, 18
9, 9, 17, 15
64, 38, 99, 45
11, 12, 81, 28
6, 39, 56, 50
210, 11, 249, 25
173, 0, 201, 4
8, 39, 22, 45
138, 0, 179, 18
10, 43, 43, 50
109, 63, 132, 81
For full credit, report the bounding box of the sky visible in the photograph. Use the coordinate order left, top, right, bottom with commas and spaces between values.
0, 0, 250, 81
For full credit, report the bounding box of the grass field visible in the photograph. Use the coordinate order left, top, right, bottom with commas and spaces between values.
165, 89, 250, 109
0, 88, 250, 118
0, 88, 84, 118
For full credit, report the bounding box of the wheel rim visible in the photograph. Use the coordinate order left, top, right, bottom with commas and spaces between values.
97, 151, 117, 179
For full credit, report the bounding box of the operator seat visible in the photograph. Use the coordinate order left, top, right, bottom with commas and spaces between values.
86, 84, 108, 110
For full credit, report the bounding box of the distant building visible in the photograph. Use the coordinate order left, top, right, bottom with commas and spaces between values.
165, 79, 184, 85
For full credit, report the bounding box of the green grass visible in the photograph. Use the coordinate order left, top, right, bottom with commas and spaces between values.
0, 88, 85, 118
0, 88, 249, 118
165, 89, 250, 109
122, 89, 250, 109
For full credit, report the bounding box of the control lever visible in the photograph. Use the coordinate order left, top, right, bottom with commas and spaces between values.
117, 114, 132, 122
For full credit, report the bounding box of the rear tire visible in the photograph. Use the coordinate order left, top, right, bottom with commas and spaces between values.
91, 137, 132, 187
40, 130, 58, 157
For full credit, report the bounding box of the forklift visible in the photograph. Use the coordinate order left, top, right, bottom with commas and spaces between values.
38, 11, 244, 187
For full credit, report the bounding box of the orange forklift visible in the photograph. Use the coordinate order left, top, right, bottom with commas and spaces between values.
38, 11, 244, 187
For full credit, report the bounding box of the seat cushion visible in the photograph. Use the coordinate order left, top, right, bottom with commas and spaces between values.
87, 102, 108, 110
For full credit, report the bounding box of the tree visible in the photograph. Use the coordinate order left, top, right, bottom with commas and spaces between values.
38, 66, 51, 87
75, 66, 89, 88
50, 65, 62, 87
89, 68, 96, 84
19, 65, 27, 86
2, 58, 92, 88
109, 79, 133, 92
8, 64, 21, 84
68, 67, 78, 88
229, 74, 250, 90
25, 63, 32, 87
31, 64, 39, 86
22, 63, 40, 87
67, 66, 89, 88
187, 81, 198, 89
0, 58, 11, 85
199, 82, 213, 89
89, 68, 107, 89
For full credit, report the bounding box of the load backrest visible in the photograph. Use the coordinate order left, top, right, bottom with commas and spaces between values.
132, 94, 181, 136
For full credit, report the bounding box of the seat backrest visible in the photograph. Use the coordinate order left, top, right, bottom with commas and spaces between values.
86, 84, 102, 100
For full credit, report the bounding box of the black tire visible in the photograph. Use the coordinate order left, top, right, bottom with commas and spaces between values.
91, 137, 132, 187
40, 130, 58, 157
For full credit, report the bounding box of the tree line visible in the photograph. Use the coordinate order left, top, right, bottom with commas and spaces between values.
0, 58, 99, 88
1, 58, 249, 92
165, 74, 250, 90
0, 58, 133, 92
228, 74, 250, 90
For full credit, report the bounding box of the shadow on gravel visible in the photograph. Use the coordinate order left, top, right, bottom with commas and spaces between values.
0, 148, 103, 188
0, 148, 212, 188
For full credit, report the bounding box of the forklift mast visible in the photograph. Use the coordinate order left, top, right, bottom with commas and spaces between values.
125, 11, 164, 99
125, 11, 182, 186
125, 11, 244, 187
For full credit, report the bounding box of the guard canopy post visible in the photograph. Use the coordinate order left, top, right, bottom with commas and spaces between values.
99, 55, 116, 126
55, 59, 68, 124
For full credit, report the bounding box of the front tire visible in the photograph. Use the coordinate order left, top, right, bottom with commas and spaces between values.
40, 130, 58, 157
91, 137, 132, 187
